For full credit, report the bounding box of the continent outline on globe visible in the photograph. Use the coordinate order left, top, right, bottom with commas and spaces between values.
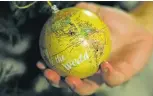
39, 7, 111, 78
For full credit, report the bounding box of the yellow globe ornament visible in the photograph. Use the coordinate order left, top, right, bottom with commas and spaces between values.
39, 7, 111, 78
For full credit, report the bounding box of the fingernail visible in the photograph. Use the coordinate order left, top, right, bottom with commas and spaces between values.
101, 62, 113, 73
44, 69, 60, 84
65, 76, 83, 90
52, 83, 60, 88
104, 67, 108, 73
37, 61, 46, 70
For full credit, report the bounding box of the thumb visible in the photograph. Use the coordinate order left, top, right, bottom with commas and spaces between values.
101, 62, 126, 87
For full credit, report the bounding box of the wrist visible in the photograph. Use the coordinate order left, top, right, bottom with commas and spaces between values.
130, 2, 153, 34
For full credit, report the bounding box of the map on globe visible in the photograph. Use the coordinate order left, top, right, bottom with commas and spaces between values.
39, 7, 111, 78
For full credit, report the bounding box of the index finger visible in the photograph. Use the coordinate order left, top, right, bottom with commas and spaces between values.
76, 2, 101, 14
75, 2, 115, 21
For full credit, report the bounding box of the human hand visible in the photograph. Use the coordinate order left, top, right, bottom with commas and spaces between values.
37, 2, 153, 96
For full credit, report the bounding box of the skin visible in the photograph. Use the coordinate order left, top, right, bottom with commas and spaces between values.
37, 2, 153, 96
